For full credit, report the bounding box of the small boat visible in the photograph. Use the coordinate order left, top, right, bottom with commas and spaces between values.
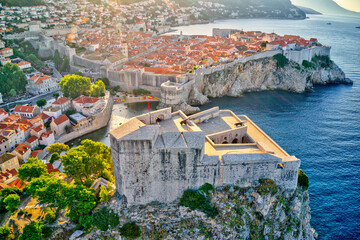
327, 22, 332, 25
356, 26, 360, 29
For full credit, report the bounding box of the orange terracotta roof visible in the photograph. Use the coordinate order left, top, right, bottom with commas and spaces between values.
30, 150, 42, 158
73, 95, 100, 104
25, 135, 38, 144
32, 125, 45, 133
39, 131, 53, 140
53, 97, 70, 105
14, 105, 36, 113
13, 143, 30, 156
53, 114, 69, 125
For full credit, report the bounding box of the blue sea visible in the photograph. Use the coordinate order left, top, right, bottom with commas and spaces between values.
174, 15, 360, 240
78, 15, 360, 239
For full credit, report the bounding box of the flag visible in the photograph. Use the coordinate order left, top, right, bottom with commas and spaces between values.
148, 101, 150, 112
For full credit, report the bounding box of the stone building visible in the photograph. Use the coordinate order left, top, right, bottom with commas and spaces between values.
50, 114, 70, 136
110, 107, 300, 205
0, 153, 19, 170
27, 74, 59, 95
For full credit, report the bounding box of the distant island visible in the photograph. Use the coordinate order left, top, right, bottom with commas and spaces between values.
296, 5, 322, 15
292, 0, 360, 17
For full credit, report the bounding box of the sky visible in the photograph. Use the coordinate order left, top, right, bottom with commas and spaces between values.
334, 0, 360, 12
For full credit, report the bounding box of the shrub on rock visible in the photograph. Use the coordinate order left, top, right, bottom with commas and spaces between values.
93, 207, 120, 231
120, 221, 141, 239
298, 169, 309, 189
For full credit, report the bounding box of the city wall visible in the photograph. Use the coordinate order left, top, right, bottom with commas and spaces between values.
111, 133, 300, 205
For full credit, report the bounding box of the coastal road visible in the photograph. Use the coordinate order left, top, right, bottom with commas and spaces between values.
0, 90, 61, 110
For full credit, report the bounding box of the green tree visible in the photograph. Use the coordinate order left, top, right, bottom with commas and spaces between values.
18, 157, 47, 182
9, 89, 16, 97
4, 194, 20, 213
59, 74, 92, 99
61, 184, 97, 222
36, 99, 47, 108
20, 221, 44, 240
0, 63, 28, 96
49, 152, 60, 164
26, 175, 66, 210
61, 55, 70, 73
260, 41, 268, 48
0, 187, 22, 198
0, 225, 12, 240
61, 140, 113, 186
46, 143, 69, 155
273, 54, 289, 68
99, 185, 110, 202
26, 176, 96, 222
90, 80, 106, 97
53, 50, 62, 70
53, 92, 60, 100
99, 77, 109, 87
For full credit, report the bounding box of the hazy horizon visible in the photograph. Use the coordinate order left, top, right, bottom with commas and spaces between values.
334, 0, 360, 12
292, 0, 360, 16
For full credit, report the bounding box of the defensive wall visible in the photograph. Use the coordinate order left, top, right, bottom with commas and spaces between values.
159, 46, 330, 106
57, 92, 113, 143
110, 107, 300, 205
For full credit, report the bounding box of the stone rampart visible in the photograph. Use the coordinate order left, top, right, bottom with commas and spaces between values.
110, 128, 300, 205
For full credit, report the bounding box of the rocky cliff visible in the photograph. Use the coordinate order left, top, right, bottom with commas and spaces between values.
70, 183, 315, 240
162, 57, 352, 114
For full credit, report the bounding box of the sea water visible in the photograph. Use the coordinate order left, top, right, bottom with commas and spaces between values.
75, 15, 360, 239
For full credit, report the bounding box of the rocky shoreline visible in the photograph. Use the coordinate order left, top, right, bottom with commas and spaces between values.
56, 184, 315, 240
160, 57, 353, 114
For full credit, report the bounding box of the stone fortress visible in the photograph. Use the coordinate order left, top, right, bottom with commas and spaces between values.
110, 107, 300, 205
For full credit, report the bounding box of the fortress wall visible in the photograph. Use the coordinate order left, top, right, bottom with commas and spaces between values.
142, 73, 176, 87
111, 136, 208, 205
112, 134, 300, 205
43, 28, 72, 36
160, 80, 194, 105
73, 55, 103, 72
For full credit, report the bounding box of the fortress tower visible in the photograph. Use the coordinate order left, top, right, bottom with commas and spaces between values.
110, 107, 300, 205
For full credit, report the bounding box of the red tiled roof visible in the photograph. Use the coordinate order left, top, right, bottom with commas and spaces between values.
73, 95, 100, 104
53, 97, 70, 105
32, 125, 45, 133
31, 150, 42, 158
0, 108, 8, 116
0, 48, 12, 52
14, 105, 36, 113
18, 61, 31, 66
25, 135, 38, 144
29, 74, 52, 85
8, 177, 26, 189
38, 113, 50, 121
46, 163, 61, 174
13, 143, 30, 156
53, 114, 69, 125
39, 131, 53, 140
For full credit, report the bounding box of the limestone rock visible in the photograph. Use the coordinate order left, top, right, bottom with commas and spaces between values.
173, 57, 353, 113
69, 230, 84, 240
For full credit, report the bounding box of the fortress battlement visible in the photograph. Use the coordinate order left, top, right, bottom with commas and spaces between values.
110, 107, 300, 205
